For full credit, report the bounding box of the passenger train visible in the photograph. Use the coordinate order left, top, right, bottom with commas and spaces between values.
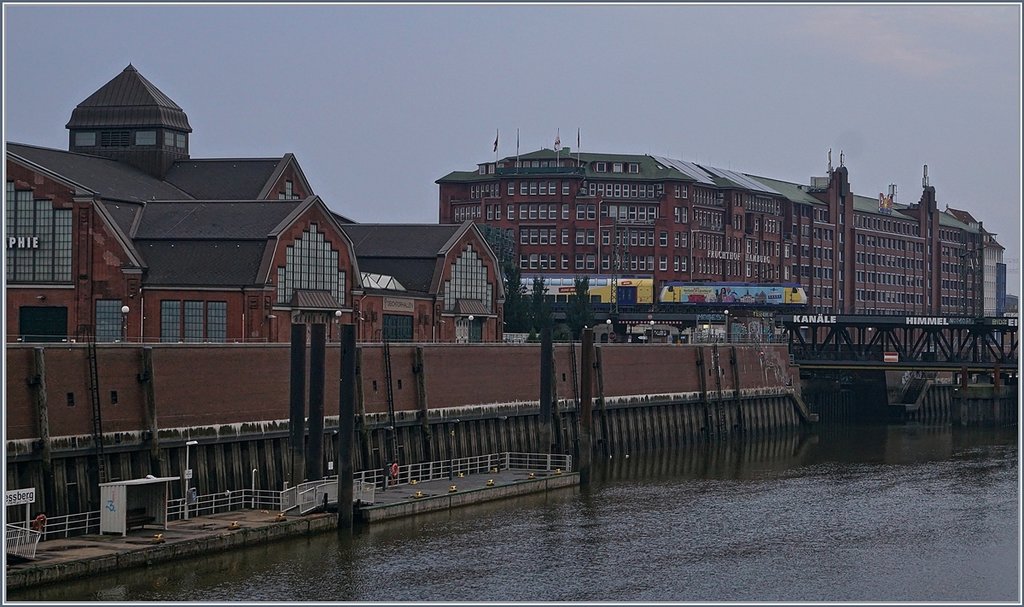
520, 276, 808, 309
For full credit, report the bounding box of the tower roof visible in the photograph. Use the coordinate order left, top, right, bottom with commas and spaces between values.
65, 64, 192, 132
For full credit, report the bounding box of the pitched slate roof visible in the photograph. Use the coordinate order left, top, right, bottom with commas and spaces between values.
163, 158, 284, 200
133, 240, 267, 286
7, 143, 194, 202
131, 200, 302, 239
342, 224, 465, 296
342, 224, 462, 258
66, 64, 192, 132
357, 258, 438, 295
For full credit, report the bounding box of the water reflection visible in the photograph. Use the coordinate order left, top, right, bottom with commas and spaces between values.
10, 425, 1018, 602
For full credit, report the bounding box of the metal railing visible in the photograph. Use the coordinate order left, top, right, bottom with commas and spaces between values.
354, 452, 573, 491
5, 524, 42, 559
9, 454, 566, 543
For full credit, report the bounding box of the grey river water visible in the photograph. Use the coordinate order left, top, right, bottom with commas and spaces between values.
9, 424, 1020, 603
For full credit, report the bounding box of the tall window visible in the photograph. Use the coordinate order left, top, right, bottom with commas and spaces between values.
161, 300, 227, 342
443, 244, 493, 312
6, 183, 73, 283
275, 224, 347, 306
95, 300, 124, 342
160, 301, 181, 343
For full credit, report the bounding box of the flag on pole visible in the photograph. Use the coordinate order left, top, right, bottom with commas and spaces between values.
554, 129, 561, 149
493, 129, 499, 153
577, 128, 580, 150
516, 128, 520, 163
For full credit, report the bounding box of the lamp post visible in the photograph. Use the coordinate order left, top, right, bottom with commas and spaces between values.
183, 440, 198, 520
335, 310, 343, 341
606, 318, 612, 342
120, 305, 129, 342
468, 315, 475, 343
648, 319, 655, 344
723, 309, 730, 343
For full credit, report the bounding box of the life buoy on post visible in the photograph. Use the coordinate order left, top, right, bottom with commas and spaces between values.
389, 462, 399, 481
31, 513, 46, 533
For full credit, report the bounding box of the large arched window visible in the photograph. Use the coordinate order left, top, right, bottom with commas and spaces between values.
443, 244, 493, 312
275, 224, 346, 306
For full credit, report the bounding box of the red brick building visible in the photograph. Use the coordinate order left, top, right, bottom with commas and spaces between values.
6, 66, 503, 343
438, 148, 997, 316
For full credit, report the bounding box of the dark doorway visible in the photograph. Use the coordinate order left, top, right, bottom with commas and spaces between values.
18, 306, 68, 342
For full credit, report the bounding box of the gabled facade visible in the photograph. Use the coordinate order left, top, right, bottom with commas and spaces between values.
341, 222, 505, 343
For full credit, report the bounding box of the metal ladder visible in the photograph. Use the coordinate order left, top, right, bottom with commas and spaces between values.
78, 324, 106, 484
712, 345, 727, 439
382, 336, 399, 465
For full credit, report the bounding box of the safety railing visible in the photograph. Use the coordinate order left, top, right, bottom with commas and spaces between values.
13, 456, 566, 542
168, 488, 282, 521
5, 523, 42, 560
354, 452, 573, 492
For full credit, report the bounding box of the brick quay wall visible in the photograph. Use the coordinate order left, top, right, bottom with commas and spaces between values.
5, 341, 801, 518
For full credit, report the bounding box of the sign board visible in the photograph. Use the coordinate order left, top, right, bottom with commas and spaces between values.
884, 352, 899, 363
5, 488, 35, 507
184, 468, 193, 480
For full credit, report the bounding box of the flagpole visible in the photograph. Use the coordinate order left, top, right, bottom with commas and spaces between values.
494, 128, 499, 165
555, 128, 560, 166
516, 128, 520, 174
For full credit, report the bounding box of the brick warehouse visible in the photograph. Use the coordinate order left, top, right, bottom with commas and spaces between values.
6, 65, 504, 344
438, 147, 1008, 317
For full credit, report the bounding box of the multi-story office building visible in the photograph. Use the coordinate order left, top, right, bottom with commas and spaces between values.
438, 147, 1001, 316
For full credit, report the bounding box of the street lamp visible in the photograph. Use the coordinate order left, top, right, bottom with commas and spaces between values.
120, 305, 129, 342
335, 310, 343, 341
723, 309, 730, 343
648, 319, 655, 345
183, 440, 198, 520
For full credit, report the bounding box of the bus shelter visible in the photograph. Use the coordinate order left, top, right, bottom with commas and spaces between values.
99, 476, 178, 536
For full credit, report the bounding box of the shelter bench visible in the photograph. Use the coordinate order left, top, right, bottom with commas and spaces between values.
126, 507, 155, 531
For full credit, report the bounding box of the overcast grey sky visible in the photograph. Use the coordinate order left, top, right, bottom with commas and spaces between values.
4, 3, 1021, 288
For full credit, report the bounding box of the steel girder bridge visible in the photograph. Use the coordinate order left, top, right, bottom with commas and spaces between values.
780, 314, 1018, 372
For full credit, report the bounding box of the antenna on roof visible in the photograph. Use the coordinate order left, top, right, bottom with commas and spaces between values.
922, 164, 929, 187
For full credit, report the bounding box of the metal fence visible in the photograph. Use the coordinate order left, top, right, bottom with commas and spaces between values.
5, 524, 42, 559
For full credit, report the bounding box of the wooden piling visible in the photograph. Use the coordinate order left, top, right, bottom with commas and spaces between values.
338, 324, 356, 533
578, 328, 594, 486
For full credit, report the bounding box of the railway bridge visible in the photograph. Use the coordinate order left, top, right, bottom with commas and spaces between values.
778, 314, 1018, 375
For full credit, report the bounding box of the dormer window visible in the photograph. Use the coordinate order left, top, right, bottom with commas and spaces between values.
612, 162, 623, 173
135, 131, 156, 146
628, 163, 639, 174
595, 162, 607, 172
175, 133, 186, 149
74, 132, 96, 147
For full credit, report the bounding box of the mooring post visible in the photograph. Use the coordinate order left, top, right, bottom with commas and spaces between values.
579, 328, 594, 486
307, 323, 326, 481
338, 324, 356, 533
288, 323, 307, 487
139, 347, 161, 468
539, 327, 554, 453
30, 347, 52, 481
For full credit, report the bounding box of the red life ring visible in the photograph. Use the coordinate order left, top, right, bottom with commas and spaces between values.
389, 462, 399, 479
31, 513, 46, 533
